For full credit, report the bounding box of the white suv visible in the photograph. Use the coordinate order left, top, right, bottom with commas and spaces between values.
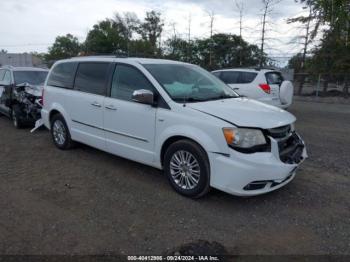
42, 57, 307, 198
212, 68, 294, 109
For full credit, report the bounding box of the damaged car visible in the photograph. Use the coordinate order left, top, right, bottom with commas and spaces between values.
42, 57, 307, 198
0, 66, 48, 128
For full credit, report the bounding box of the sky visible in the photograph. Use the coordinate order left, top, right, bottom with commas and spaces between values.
0, 0, 310, 61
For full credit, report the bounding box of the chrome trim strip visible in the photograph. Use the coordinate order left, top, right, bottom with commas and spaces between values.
72, 120, 148, 143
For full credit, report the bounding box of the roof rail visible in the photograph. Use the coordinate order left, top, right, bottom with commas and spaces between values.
250, 66, 278, 71
72, 53, 129, 59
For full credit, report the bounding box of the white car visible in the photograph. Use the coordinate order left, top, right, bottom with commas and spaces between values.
212, 68, 294, 109
41, 57, 307, 198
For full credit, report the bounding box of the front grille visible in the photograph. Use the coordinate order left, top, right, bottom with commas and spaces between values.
266, 125, 304, 164
278, 133, 304, 164
267, 125, 292, 140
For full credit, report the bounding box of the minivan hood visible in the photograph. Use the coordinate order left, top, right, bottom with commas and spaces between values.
188, 97, 296, 129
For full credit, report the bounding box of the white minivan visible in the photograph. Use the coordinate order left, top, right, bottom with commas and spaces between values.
42, 57, 307, 198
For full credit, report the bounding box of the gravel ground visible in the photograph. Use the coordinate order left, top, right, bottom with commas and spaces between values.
0, 100, 349, 256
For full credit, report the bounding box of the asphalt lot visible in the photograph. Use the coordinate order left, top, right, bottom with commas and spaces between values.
0, 100, 349, 256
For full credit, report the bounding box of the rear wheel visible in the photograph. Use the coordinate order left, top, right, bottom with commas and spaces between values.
164, 140, 210, 198
50, 114, 75, 150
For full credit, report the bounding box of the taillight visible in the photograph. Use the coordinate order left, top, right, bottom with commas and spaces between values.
259, 84, 271, 94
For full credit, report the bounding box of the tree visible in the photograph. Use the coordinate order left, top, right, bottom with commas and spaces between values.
139, 11, 164, 55
114, 12, 140, 55
259, 0, 281, 67
164, 37, 195, 61
288, 53, 311, 72
164, 34, 266, 70
288, 1, 320, 94
294, 0, 350, 95
46, 34, 81, 61
85, 19, 128, 54
0, 49, 7, 54
200, 34, 264, 69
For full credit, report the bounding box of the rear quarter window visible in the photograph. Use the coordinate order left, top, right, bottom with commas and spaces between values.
265, 72, 284, 85
47, 62, 78, 89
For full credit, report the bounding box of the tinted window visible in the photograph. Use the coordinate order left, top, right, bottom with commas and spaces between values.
111, 64, 154, 101
74, 63, 110, 96
47, 62, 78, 88
220, 71, 240, 84
14, 71, 48, 85
212, 71, 221, 78
240, 72, 258, 84
266, 72, 284, 85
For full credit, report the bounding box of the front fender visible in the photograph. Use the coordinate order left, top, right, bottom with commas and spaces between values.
155, 124, 227, 166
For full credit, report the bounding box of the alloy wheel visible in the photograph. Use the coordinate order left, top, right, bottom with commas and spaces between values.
170, 150, 201, 190
52, 120, 66, 146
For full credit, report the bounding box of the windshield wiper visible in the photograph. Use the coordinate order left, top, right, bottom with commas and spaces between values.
173, 97, 205, 103
205, 95, 240, 101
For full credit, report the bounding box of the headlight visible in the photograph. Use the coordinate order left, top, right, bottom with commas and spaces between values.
223, 127, 267, 150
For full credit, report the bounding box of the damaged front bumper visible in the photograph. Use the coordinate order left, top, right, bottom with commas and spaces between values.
208, 132, 307, 197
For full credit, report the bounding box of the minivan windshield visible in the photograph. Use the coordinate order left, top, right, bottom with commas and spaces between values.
14, 71, 48, 85
144, 64, 239, 103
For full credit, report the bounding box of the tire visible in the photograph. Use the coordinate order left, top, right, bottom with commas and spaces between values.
11, 105, 25, 129
164, 139, 210, 198
50, 114, 75, 150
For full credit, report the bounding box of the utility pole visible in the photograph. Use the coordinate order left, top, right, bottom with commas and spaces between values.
187, 13, 192, 62
260, 0, 269, 68
296, 5, 313, 95
235, 0, 244, 66
259, 0, 281, 68
207, 11, 215, 68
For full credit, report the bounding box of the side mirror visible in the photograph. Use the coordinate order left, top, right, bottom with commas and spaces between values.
132, 89, 154, 105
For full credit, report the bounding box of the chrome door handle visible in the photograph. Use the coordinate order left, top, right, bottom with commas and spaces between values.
91, 102, 102, 108
105, 105, 117, 111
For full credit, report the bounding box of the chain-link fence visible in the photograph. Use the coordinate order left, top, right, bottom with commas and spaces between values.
293, 73, 349, 97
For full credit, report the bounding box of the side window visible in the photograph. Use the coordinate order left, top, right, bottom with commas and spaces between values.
111, 64, 154, 101
0, 70, 5, 82
74, 62, 110, 96
220, 71, 240, 84
47, 62, 78, 89
212, 71, 221, 78
3, 71, 11, 85
240, 72, 258, 84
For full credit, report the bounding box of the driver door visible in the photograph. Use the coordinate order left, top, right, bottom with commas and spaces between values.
104, 64, 157, 165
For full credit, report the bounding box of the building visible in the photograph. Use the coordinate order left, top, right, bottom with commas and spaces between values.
0, 53, 47, 68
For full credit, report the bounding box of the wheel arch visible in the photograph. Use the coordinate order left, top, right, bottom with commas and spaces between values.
49, 109, 61, 124
160, 135, 210, 168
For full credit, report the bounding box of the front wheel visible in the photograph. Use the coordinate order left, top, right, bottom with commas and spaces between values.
11, 105, 25, 129
164, 140, 210, 198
